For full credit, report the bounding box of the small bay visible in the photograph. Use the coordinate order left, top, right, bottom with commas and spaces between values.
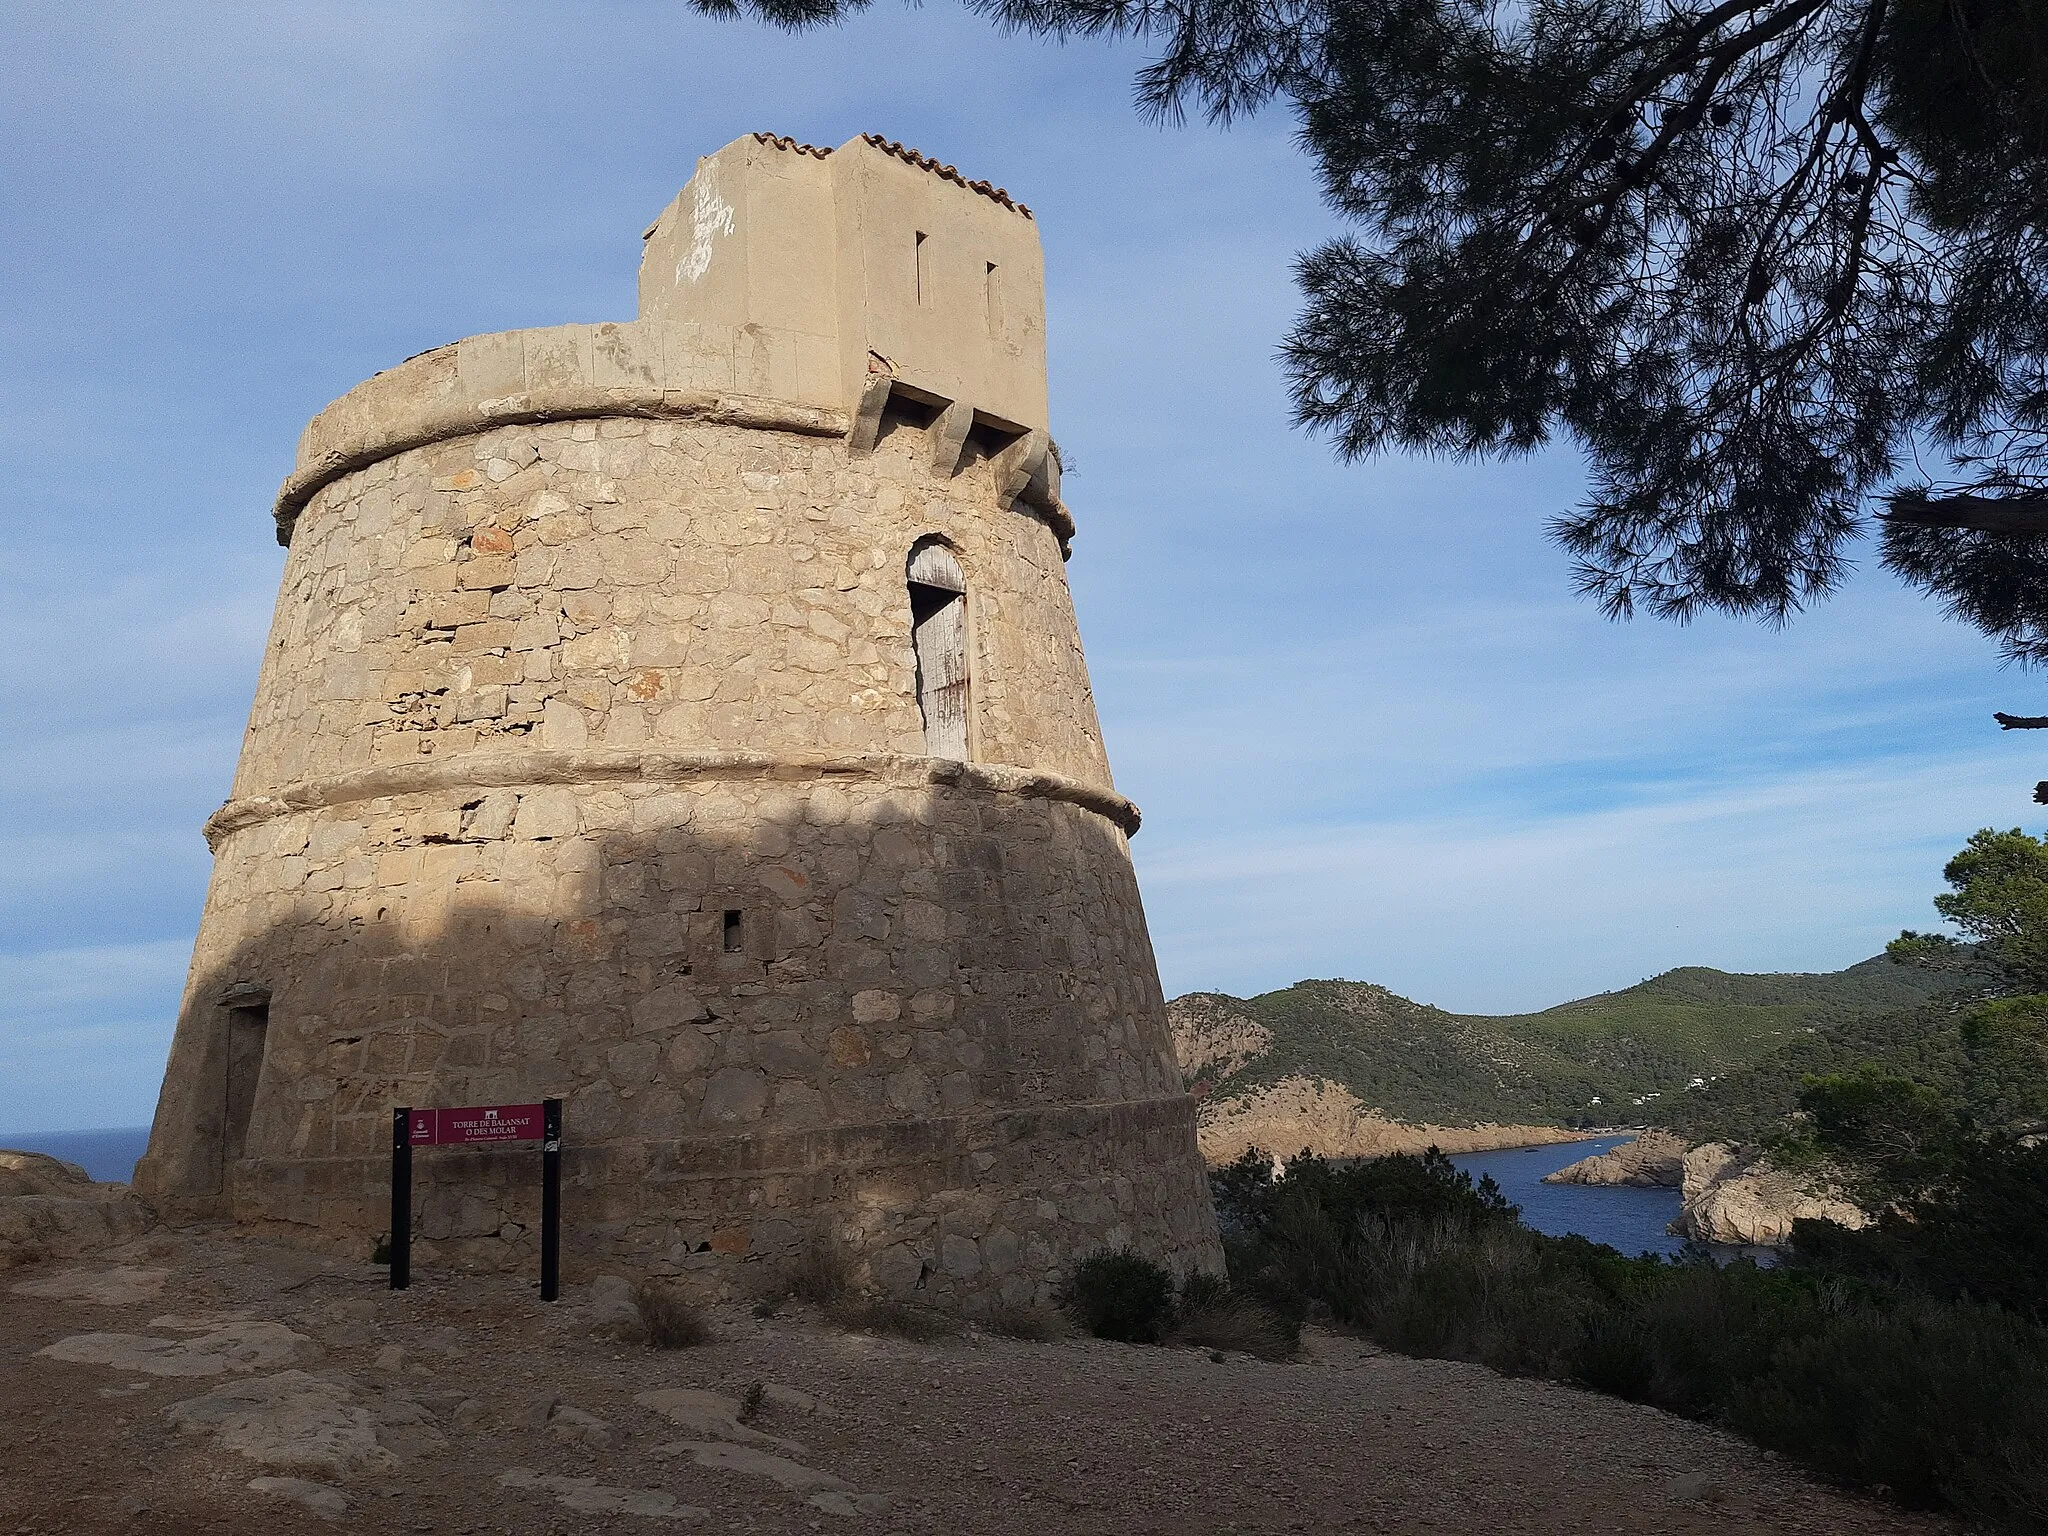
1450, 1134, 1772, 1262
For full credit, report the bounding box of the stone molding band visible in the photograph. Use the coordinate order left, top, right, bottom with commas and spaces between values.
272, 385, 852, 546
270, 381, 1081, 551
204, 748, 1142, 848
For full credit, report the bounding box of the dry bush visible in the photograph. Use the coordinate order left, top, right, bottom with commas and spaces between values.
784, 1241, 853, 1305
1170, 1294, 1297, 1361
633, 1277, 710, 1349
824, 1294, 955, 1341
983, 1303, 1067, 1342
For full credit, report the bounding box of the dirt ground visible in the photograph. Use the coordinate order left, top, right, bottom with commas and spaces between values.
1, 1228, 1953, 1536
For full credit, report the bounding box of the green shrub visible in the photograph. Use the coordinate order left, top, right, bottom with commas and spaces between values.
1059, 1250, 1177, 1343
1787, 1138, 2048, 1321
1730, 1298, 2048, 1522
736, 1381, 765, 1423
1211, 1139, 2048, 1533
1171, 1293, 1297, 1360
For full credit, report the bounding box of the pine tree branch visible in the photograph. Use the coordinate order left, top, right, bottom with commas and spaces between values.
1883, 493, 2048, 536
1994, 713, 2048, 729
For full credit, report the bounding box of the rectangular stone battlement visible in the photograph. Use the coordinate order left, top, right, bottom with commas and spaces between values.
637, 132, 1048, 437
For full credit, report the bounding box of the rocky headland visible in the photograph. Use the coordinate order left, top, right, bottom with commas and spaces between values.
1169, 995, 1580, 1163
1541, 1130, 1867, 1245
1188, 1075, 1584, 1166
1543, 1129, 1687, 1187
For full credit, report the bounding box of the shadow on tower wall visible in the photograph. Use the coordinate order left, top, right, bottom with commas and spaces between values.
138, 775, 1220, 1311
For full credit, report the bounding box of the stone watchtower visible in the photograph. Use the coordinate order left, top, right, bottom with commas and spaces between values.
136, 133, 1222, 1307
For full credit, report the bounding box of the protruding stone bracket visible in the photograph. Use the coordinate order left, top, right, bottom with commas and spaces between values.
927, 400, 975, 481
990, 429, 1052, 512
848, 372, 893, 458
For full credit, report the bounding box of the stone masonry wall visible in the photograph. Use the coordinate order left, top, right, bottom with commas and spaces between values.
139, 414, 1223, 1308
233, 417, 1112, 797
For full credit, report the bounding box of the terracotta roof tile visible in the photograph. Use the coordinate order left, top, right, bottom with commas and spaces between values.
748, 131, 1033, 218
750, 132, 832, 159
860, 134, 1033, 218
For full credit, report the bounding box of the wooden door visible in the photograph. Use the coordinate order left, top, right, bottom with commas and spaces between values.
908, 543, 970, 760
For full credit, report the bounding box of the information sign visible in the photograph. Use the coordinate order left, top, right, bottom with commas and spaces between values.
389, 1099, 562, 1301
407, 1103, 546, 1146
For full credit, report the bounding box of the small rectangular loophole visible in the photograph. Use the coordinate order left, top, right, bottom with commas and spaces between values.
722, 910, 744, 953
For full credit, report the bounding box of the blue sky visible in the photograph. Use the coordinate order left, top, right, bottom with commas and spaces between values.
3, 2, 2040, 1133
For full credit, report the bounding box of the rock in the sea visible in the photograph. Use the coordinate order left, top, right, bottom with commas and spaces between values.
0, 1150, 152, 1270
1672, 1142, 1867, 1245
1544, 1129, 1687, 1187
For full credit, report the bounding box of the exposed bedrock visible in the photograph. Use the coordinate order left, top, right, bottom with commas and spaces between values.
1543, 1129, 1687, 1188
0, 1151, 153, 1271
1671, 1142, 1867, 1247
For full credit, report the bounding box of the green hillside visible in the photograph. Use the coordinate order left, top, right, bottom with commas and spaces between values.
1173, 956, 1954, 1128
1647, 990, 2048, 1144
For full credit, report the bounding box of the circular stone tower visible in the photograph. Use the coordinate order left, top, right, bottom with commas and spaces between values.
135, 133, 1222, 1308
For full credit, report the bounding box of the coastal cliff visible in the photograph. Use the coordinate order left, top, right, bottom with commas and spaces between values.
1188, 1075, 1582, 1166
1671, 1142, 1867, 1245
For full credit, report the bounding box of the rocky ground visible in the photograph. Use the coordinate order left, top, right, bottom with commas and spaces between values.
2, 1227, 1954, 1536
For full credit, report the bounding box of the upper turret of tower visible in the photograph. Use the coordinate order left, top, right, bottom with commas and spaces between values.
273, 134, 1063, 546
638, 133, 1047, 438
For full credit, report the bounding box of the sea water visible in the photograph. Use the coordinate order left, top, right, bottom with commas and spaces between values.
2, 1126, 151, 1184
1450, 1135, 1772, 1262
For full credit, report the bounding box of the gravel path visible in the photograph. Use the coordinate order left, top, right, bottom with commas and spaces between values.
2, 1230, 1953, 1535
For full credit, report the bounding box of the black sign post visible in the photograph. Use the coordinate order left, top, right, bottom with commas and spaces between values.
540, 1098, 562, 1302
389, 1106, 412, 1291
386, 1099, 562, 1299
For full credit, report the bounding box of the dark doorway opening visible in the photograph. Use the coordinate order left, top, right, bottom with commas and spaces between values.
223, 1002, 269, 1168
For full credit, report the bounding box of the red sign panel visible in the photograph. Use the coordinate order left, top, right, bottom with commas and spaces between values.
407, 1103, 545, 1147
